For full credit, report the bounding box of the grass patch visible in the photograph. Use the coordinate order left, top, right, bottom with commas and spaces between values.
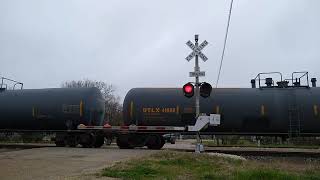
102, 162, 160, 179
100, 151, 320, 180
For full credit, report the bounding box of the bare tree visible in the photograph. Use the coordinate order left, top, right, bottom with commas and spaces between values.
61, 79, 114, 100
105, 95, 123, 126
61, 79, 123, 125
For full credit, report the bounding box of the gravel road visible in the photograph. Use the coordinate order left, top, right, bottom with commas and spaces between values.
0, 146, 157, 180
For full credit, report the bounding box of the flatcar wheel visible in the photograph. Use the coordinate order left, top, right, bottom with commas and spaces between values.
146, 135, 165, 150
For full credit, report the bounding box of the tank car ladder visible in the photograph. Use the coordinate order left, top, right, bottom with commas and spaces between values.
288, 107, 301, 138
287, 88, 302, 138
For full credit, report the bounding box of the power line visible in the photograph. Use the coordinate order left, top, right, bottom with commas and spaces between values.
216, 0, 234, 88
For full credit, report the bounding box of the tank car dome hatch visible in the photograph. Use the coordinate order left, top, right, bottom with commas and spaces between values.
252, 71, 313, 89
293, 78, 301, 87
311, 78, 317, 87
276, 81, 289, 88
265, 78, 273, 87
250, 79, 256, 88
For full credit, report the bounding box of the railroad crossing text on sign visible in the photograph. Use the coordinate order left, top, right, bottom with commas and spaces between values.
185, 40, 208, 62
189, 71, 205, 77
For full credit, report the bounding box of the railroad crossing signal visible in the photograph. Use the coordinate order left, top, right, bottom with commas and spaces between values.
184, 35, 213, 153
182, 82, 212, 98
185, 40, 208, 62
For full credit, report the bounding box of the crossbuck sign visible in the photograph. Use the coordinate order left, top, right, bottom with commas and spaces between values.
185, 40, 208, 62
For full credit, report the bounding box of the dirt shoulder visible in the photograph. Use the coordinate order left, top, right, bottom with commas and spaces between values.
0, 146, 157, 180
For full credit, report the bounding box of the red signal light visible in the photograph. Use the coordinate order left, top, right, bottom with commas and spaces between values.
184, 85, 193, 93
183, 83, 194, 98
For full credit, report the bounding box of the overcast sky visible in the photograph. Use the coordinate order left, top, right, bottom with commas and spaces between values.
0, 0, 319, 99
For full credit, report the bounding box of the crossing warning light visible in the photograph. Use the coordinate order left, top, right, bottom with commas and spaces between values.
200, 82, 212, 98
183, 83, 194, 98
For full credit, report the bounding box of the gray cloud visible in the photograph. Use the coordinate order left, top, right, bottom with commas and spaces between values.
0, 0, 319, 99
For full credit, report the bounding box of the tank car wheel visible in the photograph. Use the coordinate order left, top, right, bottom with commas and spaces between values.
80, 143, 90, 148
80, 133, 96, 148
55, 133, 66, 147
66, 135, 79, 147
116, 136, 133, 149
146, 135, 165, 150
170, 137, 176, 144
93, 135, 104, 148
105, 137, 112, 145
55, 141, 66, 147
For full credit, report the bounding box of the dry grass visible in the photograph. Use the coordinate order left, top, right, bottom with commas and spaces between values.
100, 150, 320, 179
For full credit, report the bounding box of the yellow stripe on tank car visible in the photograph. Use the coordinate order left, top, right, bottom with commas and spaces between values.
80, 100, 84, 117
313, 105, 318, 116
130, 101, 134, 119
32, 107, 38, 118
261, 105, 265, 116
32, 107, 35, 117
215, 105, 220, 114
176, 105, 180, 115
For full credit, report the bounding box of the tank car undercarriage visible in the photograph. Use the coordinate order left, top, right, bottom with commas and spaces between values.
116, 133, 165, 149
54, 131, 166, 149
54, 131, 105, 148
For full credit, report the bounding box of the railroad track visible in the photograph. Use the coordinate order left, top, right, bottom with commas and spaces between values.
0, 143, 55, 149
166, 146, 320, 158
1, 143, 319, 158
206, 149, 320, 158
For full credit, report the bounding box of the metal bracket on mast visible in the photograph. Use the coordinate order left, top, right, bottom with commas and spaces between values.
187, 114, 220, 153
188, 114, 220, 132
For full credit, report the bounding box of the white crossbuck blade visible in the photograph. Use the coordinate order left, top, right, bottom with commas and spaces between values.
185, 40, 208, 62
